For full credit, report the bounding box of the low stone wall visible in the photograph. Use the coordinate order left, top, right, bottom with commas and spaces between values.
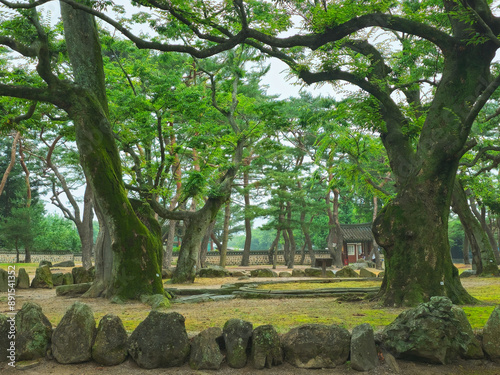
1, 297, 498, 371
0, 250, 332, 266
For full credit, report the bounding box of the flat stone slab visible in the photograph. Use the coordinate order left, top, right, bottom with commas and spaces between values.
174, 294, 237, 304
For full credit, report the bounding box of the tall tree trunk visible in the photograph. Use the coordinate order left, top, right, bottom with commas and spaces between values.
282, 230, 290, 267
286, 201, 296, 269
61, 0, 163, 299
268, 230, 280, 265
220, 200, 231, 267
0, 131, 20, 197
326, 187, 343, 267
368, 196, 382, 269
79, 184, 94, 270
164, 220, 177, 269
199, 219, 215, 269
469, 195, 500, 263
463, 233, 470, 265
300, 211, 315, 266
240, 170, 252, 266
451, 180, 498, 276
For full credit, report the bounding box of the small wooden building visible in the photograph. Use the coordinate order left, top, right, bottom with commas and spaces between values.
340, 223, 374, 265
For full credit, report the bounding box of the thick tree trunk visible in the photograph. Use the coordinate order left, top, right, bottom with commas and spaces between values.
61, 1, 163, 299
199, 220, 215, 268
220, 201, 231, 267
240, 170, 252, 266
463, 234, 470, 265
451, 181, 498, 276
163, 220, 177, 269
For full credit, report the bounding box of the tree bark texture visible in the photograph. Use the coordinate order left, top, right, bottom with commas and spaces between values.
220, 201, 231, 267
61, 0, 163, 299
240, 170, 252, 266
452, 181, 498, 276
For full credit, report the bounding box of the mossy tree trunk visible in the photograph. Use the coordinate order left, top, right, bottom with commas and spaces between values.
60, 0, 163, 299
373, 40, 497, 306
452, 180, 498, 276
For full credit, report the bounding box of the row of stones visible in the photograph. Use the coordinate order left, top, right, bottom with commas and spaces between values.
3, 297, 500, 371
0, 264, 93, 292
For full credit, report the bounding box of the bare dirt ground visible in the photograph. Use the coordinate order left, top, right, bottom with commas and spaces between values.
2, 264, 499, 374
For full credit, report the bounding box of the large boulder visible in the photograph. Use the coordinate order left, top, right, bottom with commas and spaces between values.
52, 273, 64, 286
380, 296, 483, 364
31, 265, 53, 288
52, 302, 96, 364
279, 271, 292, 278
460, 269, 476, 278
189, 327, 224, 370
55, 283, 92, 297
350, 323, 378, 371
0, 314, 14, 363
92, 314, 128, 366
483, 306, 500, 362
304, 268, 323, 277
282, 324, 350, 368
52, 260, 75, 267
15, 302, 52, 361
39, 260, 52, 268
128, 311, 190, 369
359, 268, 377, 278
250, 324, 283, 369
198, 266, 231, 278
223, 318, 253, 368
335, 266, 359, 278
17, 268, 30, 289
62, 272, 73, 285
291, 269, 305, 277
72, 267, 93, 284
250, 269, 277, 278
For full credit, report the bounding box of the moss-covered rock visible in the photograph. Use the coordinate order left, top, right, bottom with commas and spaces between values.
198, 266, 231, 278
62, 272, 73, 285
140, 294, 170, 309
223, 318, 253, 368
282, 324, 350, 368
0, 268, 9, 292
279, 271, 292, 278
350, 323, 378, 371
250, 324, 283, 369
380, 296, 483, 364
304, 268, 322, 277
52, 302, 96, 364
360, 268, 377, 278
17, 268, 30, 289
189, 327, 224, 370
39, 260, 52, 268
52, 260, 75, 267
15, 302, 52, 361
291, 269, 305, 277
31, 266, 53, 289
0, 314, 13, 362
92, 314, 128, 366
335, 266, 359, 278
250, 269, 277, 278
483, 306, 500, 362
71, 267, 93, 284
128, 311, 190, 369
52, 273, 64, 287
55, 283, 92, 297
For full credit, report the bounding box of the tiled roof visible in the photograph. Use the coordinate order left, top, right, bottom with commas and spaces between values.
340, 223, 374, 242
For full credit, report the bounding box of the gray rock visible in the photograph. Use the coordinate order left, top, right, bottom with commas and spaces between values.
128, 311, 190, 369
62, 272, 73, 285
52, 273, 64, 286
383, 351, 400, 373
250, 268, 277, 278
198, 266, 231, 278
52, 302, 96, 364
72, 267, 93, 284
380, 296, 483, 364
17, 268, 30, 289
335, 266, 359, 278
350, 323, 378, 371
483, 306, 500, 362
92, 314, 128, 366
279, 271, 292, 278
0, 268, 9, 292
1, 314, 15, 363
291, 269, 305, 277
282, 324, 350, 368
304, 268, 322, 277
55, 283, 92, 297
359, 268, 377, 278
39, 260, 52, 268
460, 269, 476, 278
140, 294, 171, 309
250, 324, 283, 369
15, 302, 52, 361
52, 260, 75, 267
189, 327, 224, 370
31, 266, 53, 288
223, 318, 253, 368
